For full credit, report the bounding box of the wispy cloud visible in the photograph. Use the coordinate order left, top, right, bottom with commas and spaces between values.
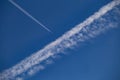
8, 0, 52, 33
0, 0, 120, 80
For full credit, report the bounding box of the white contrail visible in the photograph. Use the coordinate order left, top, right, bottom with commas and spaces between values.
0, 0, 120, 80
8, 0, 52, 33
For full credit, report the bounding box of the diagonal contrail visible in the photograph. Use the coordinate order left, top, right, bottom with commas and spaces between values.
8, 0, 52, 33
0, 0, 120, 80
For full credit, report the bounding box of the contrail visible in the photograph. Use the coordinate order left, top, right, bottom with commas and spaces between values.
0, 0, 120, 80
8, 0, 52, 33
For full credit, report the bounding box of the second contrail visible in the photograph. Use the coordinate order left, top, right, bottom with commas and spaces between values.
8, 0, 52, 33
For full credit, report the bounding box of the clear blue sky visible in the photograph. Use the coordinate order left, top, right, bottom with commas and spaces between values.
0, 0, 120, 80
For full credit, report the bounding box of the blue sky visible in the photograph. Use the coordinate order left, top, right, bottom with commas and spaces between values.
0, 0, 120, 80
